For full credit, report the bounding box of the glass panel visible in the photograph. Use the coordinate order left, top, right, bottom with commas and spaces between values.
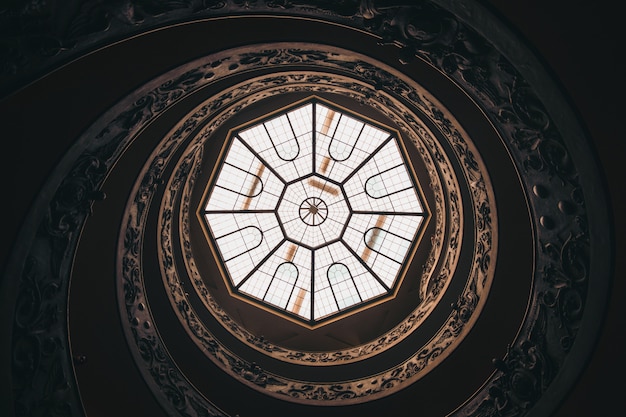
205, 139, 284, 211
343, 140, 423, 212
327, 263, 361, 310
205, 212, 284, 286
315, 104, 390, 183
214, 225, 262, 262
264, 263, 299, 308
202, 98, 427, 324
265, 115, 300, 161
365, 164, 413, 199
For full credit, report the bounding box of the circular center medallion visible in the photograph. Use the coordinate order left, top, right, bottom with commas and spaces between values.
202, 97, 429, 322
299, 197, 328, 225
276, 176, 349, 248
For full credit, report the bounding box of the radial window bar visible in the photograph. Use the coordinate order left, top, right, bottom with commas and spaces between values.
202, 98, 427, 325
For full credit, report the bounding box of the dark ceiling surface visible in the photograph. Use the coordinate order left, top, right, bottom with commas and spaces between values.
483, 1, 624, 416
0, 1, 623, 416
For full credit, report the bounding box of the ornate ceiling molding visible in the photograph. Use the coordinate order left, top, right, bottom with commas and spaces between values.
2, 1, 611, 417
176, 75, 456, 365
4, 0, 379, 96
114, 43, 496, 406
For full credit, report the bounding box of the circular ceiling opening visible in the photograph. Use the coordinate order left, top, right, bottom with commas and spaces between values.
199, 96, 430, 327
2, 2, 613, 416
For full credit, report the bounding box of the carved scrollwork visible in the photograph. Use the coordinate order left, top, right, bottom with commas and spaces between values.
0, 0, 391, 93
11, 152, 108, 417
171, 73, 460, 366
107, 41, 494, 407
4, 1, 603, 416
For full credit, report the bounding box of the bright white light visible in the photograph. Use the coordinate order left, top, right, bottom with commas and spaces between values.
202, 99, 426, 324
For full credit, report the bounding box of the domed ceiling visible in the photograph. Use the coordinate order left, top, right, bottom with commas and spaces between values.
0, 1, 621, 417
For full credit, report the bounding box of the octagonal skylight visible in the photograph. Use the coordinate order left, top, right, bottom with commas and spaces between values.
200, 97, 428, 327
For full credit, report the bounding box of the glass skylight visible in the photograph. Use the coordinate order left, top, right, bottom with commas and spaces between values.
201, 98, 427, 326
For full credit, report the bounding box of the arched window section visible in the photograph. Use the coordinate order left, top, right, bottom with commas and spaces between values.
264, 117, 300, 161
327, 263, 362, 310
364, 163, 412, 199
327, 262, 352, 285
216, 225, 263, 262
201, 96, 429, 325
363, 227, 411, 264
215, 162, 264, 198
328, 119, 364, 162
264, 262, 299, 309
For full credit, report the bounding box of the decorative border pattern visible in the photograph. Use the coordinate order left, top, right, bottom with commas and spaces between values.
120, 44, 494, 404
174, 73, 458, 363
3, 1, 606, 416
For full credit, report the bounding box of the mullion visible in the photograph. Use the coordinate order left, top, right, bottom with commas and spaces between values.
236, 135, 287, 184
340, 239, 390, 291
235, 238, 286, 289
341, 135, 394, 185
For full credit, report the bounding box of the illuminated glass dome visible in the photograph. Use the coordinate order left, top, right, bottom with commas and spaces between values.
2, 3, 616, 416
200, 97, 429, 326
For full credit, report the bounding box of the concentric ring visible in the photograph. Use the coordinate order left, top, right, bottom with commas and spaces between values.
113, 42, 497, 405
299, 197, 328, 226
3, 2, 611, 417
